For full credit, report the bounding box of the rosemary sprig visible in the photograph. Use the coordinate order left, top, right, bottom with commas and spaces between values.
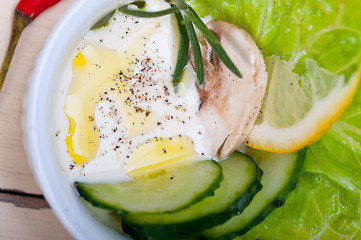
173, 11, 190, 86
184, 8, 218, 44
90, 11, 115, 30
118, 5, 179, 17
94, 0, 243, 88
174, 0, 188, 10
185, 6, 242, 79
185, 17, 204, 87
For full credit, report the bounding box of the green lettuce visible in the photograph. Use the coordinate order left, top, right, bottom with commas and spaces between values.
188, 0, 361, 239
190, 0, 361, 75
243, 172, 361, 239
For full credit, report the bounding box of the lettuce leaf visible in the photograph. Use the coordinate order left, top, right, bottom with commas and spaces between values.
243, 172, 361, 239
188, 0, 361, 239
188, 0, 361, 78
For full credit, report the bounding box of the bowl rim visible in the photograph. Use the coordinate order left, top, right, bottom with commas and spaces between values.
22, 0, 133, 239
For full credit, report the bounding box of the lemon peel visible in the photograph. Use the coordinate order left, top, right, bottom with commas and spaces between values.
246, 57, 361, 153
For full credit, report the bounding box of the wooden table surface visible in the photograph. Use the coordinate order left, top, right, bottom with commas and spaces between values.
0, 0, 76, 239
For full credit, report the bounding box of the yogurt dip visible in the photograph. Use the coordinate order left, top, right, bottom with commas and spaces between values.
52, 0, 210, 183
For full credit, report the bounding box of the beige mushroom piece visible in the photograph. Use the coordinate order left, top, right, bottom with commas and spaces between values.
191, 20, 268, 159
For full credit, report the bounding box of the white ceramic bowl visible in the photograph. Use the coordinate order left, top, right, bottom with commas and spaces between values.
22, 0, 134, 239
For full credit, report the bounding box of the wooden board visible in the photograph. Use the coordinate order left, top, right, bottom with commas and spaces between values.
0, 201, 72, 239
0, 191, 72, 239
0, 0, 75, 239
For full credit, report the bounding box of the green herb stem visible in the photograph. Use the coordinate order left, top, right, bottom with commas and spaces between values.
174, 0, 188, 10
90, 11, 115, 30
185, 7, 218, 44
118, 5, 179, 18
96, 1, 243, 88
173, 11, 190, 87
186, 6, 242, 79
185, 19, 204, 87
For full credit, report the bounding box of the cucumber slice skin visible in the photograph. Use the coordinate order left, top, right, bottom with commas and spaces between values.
75, 160, 223, 215
239, 148, 306, 236
121, 152, 263, 240
199, 148, 307, 240
122, 180, 262, 240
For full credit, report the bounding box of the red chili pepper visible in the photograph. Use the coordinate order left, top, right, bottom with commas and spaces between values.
16, 0, 61, 19
0, 0, 61, 92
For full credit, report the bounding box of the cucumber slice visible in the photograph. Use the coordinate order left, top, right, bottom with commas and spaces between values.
121, 151, 263, 240
75, 160, 222, 214
199, 148, 306, 240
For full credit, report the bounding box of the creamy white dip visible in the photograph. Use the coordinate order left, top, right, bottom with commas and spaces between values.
52, 0, 211, 183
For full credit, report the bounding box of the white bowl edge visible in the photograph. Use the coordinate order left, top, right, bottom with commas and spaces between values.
22, 0, 134, 239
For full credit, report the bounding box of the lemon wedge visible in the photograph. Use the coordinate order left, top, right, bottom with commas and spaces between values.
245, 55, 361, 153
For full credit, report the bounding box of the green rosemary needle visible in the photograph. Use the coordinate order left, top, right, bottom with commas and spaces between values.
91, 0, 242, 88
